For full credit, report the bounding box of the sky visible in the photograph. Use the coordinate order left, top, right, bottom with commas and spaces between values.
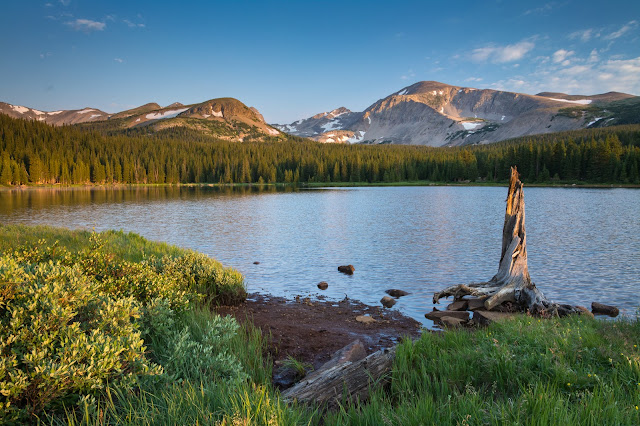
1, 1, 639, 123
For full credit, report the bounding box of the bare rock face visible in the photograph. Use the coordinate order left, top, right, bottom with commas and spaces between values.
272, 81, 637, 147
380, 296, 396, 308
338, 265, 355, 275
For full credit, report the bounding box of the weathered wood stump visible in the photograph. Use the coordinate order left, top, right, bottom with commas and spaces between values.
433, 166, 580, 317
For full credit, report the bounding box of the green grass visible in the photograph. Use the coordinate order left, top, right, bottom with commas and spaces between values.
2, 225, 639, 424
0, 224, 184, 262
325, 314, 640, 425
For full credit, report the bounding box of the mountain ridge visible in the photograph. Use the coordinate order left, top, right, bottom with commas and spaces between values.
273, 81, 638, 146
0, 97, 282, 142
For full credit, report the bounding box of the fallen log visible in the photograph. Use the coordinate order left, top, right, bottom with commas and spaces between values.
433, 166, 580, 316
281, 346, 395, 408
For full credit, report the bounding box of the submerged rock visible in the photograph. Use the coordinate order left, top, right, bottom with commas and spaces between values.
338, 265, 355, 275
591, 302, 619, 317
385, 289, 409, 298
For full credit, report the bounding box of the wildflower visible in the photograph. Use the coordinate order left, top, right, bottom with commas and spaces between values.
567, 383, 571, 386
588, 374, 591, 377
636, 406, 639, 410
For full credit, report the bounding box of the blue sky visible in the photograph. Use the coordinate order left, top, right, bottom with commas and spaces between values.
1, 1, 639, 123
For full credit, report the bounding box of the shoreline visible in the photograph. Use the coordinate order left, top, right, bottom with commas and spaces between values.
2, 181, 640, 191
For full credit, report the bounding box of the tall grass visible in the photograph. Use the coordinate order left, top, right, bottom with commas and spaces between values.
326, 315, 640, 425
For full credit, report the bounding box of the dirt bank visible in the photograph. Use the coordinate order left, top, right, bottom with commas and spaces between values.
216, 293, 423, 371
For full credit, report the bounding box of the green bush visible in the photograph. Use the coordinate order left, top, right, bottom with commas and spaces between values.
0, 255, 161, 422
0, 227, 249, 422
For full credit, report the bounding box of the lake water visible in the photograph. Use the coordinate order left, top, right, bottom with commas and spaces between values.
1, 185, 638, 327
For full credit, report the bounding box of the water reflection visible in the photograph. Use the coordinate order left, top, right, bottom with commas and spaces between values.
1, 185, 638, 326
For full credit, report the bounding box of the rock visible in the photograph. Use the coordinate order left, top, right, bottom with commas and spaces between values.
338, 265, 355, 275
253, 261, 260, 265
592, 302, 619, 317
575, 305, 595, 318
355, 315, 376, 324
440, 316, 466, 328
466, 298, 488, 311
380, 296, 396, 308
424, 310, 470, 322
385, 289, 410, 298
446, 300, 468, 311
272, 365, 300, 390
472, 310, 517, 326
317, 281, 328, 290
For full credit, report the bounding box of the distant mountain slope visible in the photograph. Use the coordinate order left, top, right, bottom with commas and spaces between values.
274, 81, 639, 146
0, 98, 283, 142
0, 102, 109, 125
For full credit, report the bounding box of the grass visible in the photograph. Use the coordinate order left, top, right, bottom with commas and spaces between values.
0, 224, 184, 262
325, 314, 640, 425
2, 224, 639, 424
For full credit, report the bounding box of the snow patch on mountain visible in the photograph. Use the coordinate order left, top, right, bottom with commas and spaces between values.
211, 110, 223, 118
548, 98, 592, 105
10, 105, 29, 114
321, 120, 342, 132
461, 122, 482, 130
146, 108, 188, 120
77, 109, 96, 114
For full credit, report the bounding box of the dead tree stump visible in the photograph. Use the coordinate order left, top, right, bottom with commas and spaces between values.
433, 166, 579, 316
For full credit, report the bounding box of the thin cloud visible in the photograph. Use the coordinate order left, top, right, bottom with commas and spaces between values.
471, 41, 535, 63
114, 58, 124, 63
552, 49, 574, 65
568, 29, 594, 42
465, 77, 483, 82
523, 2, 556, 16
603, 20, 638, 40
59, 0, 71, 5
490, 53, 640, 96
66, 19, 106, 33
123, 19, 145, 28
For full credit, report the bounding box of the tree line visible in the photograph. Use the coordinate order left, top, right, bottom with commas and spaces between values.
1, 113, 639, 186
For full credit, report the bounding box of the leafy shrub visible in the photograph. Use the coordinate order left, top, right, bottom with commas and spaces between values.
0, 255, 161, 422
0, 229, 248, 422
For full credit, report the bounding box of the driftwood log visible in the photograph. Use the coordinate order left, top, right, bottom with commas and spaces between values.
433, 166, 579, 316
281, 346, 395, 408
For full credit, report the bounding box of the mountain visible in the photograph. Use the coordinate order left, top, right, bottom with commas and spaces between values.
0, 102, 109, 125
0, 98, 283, 142
273, 81, 639, 146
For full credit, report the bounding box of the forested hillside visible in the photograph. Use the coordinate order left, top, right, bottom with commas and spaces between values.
1, 114, 639, 186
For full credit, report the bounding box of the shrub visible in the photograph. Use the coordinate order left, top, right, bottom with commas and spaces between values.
0, 255, 161, 422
